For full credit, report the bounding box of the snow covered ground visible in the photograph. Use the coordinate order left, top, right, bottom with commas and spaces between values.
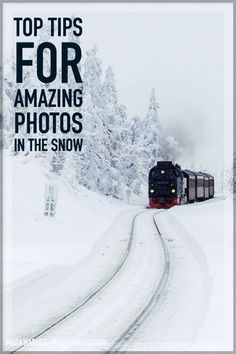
3, 153, 136, 350
3, 154, 233, 351
3, 152, 132, 283
124, 197, 233, 351
18, 210, 166, 351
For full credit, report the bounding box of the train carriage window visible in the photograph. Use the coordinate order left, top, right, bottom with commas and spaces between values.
197, 177, 204, 187
189, 177, 195, 188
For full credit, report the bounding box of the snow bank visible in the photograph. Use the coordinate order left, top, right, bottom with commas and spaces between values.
3, 152, 131, 283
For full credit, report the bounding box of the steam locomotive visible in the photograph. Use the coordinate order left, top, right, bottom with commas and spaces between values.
148, 161, 214, 209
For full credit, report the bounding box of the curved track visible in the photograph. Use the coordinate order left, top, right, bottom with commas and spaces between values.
10, 210, 146, 354
106, 212, 170, 353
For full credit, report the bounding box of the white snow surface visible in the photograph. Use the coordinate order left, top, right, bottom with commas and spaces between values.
124, 197, 233, 351
3, 154, 233, 351
3, 152, 132, 283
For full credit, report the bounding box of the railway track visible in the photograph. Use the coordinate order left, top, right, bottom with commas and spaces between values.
9, 210, 146, 354
10, 210, 169, 353
106, 212, 170, 353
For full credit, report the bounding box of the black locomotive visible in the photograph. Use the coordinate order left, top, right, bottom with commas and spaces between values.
148, 161, 214, 209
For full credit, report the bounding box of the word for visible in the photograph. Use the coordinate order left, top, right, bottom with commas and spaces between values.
16, 42, 82, 83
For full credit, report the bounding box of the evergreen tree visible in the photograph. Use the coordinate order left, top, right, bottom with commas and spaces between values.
141, 89, 164, 170
102, 66, 127, 198
79, 47, 106, 192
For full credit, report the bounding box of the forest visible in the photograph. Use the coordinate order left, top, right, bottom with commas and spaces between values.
2, 40, 234, 199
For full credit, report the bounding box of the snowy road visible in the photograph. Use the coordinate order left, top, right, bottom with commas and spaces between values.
14, 210, 168, 351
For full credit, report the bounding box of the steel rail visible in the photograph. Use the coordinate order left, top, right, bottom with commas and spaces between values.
10, 210, 147, 354
106, 211, 170, 353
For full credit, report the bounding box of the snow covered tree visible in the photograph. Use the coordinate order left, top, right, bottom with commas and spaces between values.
141, 89, 165, 170
224, 163, 234, 195
78, 47, 107, 192
101, 66, 128, 198
3, 35, 183, 201
129, 115, 144, 144
124, 115, 147, 193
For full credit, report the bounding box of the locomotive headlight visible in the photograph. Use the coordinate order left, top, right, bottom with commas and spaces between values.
171, 189, 176, 193
150, 189, 154, 193
161, 170, 165, 174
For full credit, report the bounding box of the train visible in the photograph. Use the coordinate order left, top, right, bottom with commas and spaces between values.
148, 161, 214, 209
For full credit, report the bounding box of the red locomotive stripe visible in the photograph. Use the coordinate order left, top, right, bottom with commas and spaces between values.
149, 197, 180, 209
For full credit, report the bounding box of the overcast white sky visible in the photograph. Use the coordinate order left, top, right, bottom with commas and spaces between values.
4, 3, 233, 178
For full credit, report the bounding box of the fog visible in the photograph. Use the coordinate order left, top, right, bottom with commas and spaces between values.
75, 4, 232, 181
